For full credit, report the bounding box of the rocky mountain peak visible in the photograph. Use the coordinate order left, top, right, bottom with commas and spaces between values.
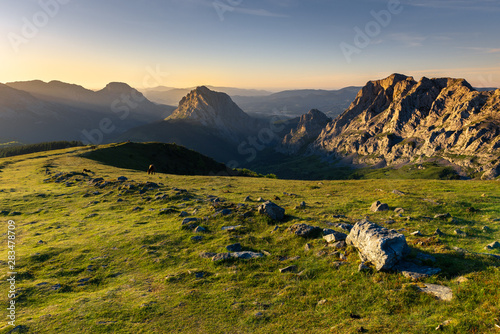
168, 86, 253, 142
280, 109, 331, 154
313, 74, 500, 178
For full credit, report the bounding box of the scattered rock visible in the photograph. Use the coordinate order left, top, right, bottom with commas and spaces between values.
392, 189, 406, 196
257, 197, 264, 202
394, 261, 441, 280
455, 276, 469, 284
485, 241, 500, 250
220, 209, 232, 216
370, 201, 389, 212
182, 218, 198, 225
279, 265, 297, 273
329, 222, 353, 232
191, 236, 203, 242
323, 231, 348, 243
394, 208, 405, 214
179, 211, 189, 217
199, 252, 217, 259
226, 243, 242, 252
411, 231, 423, 236
244, 196, 251, 202
416, 283, 453, 301
221, 225, 242, 231
212, 253, 231, 262
304, 243, 312, 251
482, 226, 491, 233
317, 299, 328, 305
258, 201, 285, 221
434, 213, 451, 220
299, 201, 306, 208
434, 228, 444, 236
329, 241, 346, 249
132, 207, 143, 212
194, 226, 207, 233
86, 213, 98, 219
212, 251, 264, 262
289, 223, 322, 238
346, 219, 410, 271
117, 176, 128, 182
454, 229, 467, 237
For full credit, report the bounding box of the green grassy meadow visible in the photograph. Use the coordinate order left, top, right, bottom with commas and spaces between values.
0, 145, 499, 333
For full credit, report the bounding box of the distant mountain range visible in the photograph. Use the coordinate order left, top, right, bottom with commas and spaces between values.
141, 85, 360, 119
1, 76, 498, 179
1, 80, 175, 144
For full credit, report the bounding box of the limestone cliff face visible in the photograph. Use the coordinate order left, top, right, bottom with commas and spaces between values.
313, 74, 500, 178
168, 86, 253, 142
280, 109, 331, 154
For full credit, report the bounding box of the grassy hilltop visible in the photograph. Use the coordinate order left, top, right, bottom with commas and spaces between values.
0, 144, 499, 333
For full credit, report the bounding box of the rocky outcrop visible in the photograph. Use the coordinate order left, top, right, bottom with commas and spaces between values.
313, 74, 500, 175
346, 219, 410, 271
168, 86, 254, 142
258, 201, 285, 221
280, 109, 331, 154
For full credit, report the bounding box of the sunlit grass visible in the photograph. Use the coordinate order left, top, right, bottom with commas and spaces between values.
0, 145, 498, 333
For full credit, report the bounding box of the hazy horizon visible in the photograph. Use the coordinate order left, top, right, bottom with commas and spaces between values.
2, 0, 500, 90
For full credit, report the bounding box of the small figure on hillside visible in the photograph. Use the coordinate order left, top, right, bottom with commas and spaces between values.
147, 164, 156, 175
82, 168, 93, 174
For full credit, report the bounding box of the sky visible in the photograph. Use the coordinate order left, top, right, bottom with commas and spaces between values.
1, 0, 499, 91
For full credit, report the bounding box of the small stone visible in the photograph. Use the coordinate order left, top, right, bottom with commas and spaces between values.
191, 236, 203, 242
392, 189, 406, 196
370, 201, 389, 212
279, 265, 297, 273
257, 197, 264, 202
132, 206, 142, 211
323, 231, 348, 243
199, 252, 217, 259
411, 231, 423, 236
434, 228, 444, 236
434, 213, 451, 220
258, 201, 285, 221
254, 312, 263, 317
329, 241, 346, 249
455, 276, 469, 284
485, 241, 500, 250
339, 254, 347, 261
482, 226, 491, 233
194, 226, 206, 233
117, 176, 128, 182
317, 299, 328, 305
304, 243, 312, 251
299, 201, 306, 208
454, 229, 467, 237
179, 211, 189, 217
289, 223, 322, 238
182, 218, 198, 225
212, 253, 232, 262
394, 208, 405, 214
244, 196, 251, 202
417, 283, 453, 301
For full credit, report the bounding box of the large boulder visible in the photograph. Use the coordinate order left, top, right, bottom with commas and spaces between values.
346, 219, 410, 271
258, 201, 285, 221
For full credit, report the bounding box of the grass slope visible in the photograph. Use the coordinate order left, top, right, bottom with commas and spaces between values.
84, 142, 231, 176
0, 146, 499, 333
